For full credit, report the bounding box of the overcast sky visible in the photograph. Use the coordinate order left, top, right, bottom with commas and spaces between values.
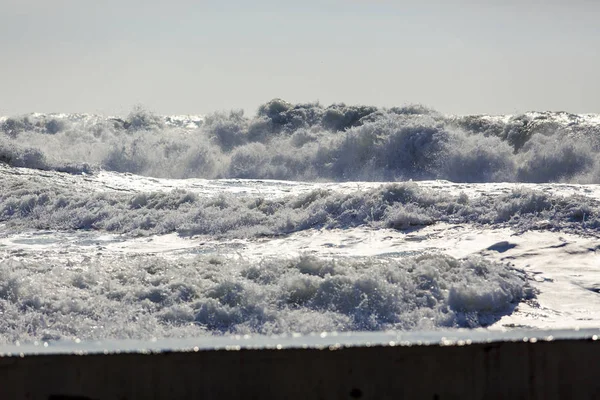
1, 0, 598, 116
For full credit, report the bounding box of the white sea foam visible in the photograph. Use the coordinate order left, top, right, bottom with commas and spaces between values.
0, 252, 532, 344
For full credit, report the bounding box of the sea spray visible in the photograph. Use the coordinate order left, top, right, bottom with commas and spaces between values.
2, 100, 600, 183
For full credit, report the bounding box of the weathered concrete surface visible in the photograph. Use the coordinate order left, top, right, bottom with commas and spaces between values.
1, 336, 600, 399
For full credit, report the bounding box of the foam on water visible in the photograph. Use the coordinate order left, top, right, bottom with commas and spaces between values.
0, 252, 532, 344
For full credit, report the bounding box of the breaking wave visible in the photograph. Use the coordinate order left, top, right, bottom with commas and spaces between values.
2, 176, 598, 237
2, 100, 600, 183
0, 253, 533, 343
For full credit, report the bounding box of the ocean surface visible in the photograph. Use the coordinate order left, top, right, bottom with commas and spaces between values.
1, 99, 599, 345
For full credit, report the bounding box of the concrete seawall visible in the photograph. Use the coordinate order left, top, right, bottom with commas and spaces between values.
1, 330, 599, 399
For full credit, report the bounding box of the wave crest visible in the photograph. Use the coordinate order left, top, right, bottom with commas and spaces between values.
2, 101, 600, 183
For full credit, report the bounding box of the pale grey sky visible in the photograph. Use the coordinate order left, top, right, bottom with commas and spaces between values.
1, 0, 598, 116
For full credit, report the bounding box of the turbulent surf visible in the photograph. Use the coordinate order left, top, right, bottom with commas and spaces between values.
1, 99, 599, 344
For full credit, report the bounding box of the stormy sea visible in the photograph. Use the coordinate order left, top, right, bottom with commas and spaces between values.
1, 99, 599, 345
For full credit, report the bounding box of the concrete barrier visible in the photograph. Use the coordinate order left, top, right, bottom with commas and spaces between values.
1, 329, 599, 399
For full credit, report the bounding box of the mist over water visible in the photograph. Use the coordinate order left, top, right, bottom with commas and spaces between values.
2, 99, 600, 183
